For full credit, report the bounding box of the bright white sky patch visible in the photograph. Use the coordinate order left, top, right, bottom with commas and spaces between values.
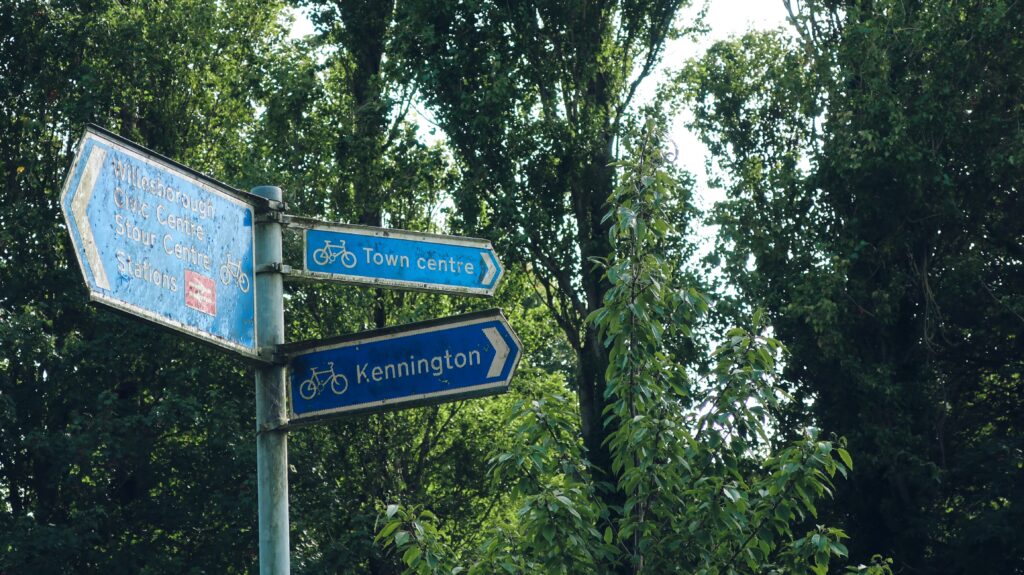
287, 7, 315, 40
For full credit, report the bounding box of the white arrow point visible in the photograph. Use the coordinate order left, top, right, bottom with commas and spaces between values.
480, 251, 496, 285
483, 327, 509, 378
71, 147, 110, 290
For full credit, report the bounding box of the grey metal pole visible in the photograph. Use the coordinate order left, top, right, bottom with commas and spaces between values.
252, 185, 289, 574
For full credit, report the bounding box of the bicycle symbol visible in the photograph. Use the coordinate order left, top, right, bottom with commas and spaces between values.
218, 255, 250, 293
298, 362, 349, 400
312, 239, 358, 269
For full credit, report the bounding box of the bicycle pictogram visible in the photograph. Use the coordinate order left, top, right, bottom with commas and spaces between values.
219, 254, 250, 293
312, 239, 358, 269
298, 362, 349, 400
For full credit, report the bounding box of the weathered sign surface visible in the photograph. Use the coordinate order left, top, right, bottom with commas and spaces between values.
60, 127, 258, 358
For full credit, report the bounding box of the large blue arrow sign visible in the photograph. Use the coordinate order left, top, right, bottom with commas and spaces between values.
297, 219, 504, 297
60, 127, 259, 358
284, 310, 521, 421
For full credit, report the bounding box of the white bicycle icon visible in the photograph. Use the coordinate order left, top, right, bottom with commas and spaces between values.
312, 239, 357, 269
219, 255, 250, 293
298, 362, 349, 400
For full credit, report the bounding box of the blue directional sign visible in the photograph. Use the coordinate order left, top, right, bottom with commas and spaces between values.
60, 127, 259, 358
284, 310, 521, 421
298, 219, 504, 296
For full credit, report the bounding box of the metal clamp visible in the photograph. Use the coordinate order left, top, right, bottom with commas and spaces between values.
255, 210, 291, 224
256, 421, 291, 435
257, 346, 276, 363
257, 346, 290, 365
263, 199, 287, 212
256, 262, 292, 275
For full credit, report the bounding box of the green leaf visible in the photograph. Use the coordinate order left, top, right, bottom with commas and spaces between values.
402, 545, 421, 566
837, 448, 853, 470
830, 541, 849, 557
376, 520, 401, 542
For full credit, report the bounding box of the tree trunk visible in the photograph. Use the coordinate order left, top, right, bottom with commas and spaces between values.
576, 136, 615, 480
335, 0, 395, 329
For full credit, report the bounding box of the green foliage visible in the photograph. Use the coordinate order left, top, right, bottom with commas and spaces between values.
391, 2, 706, 518
253, 5, 564, 571
0, 1, 286, 572
4, 1, 1017, 574
685, 1, 1024, 571
378, 122, 859, 574
1, 2, 550, 573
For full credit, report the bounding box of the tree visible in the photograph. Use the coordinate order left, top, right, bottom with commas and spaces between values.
293, 0, 411, 329
377, 121, 883, 575
245, 4, 568, 572
0, 1, 286, 572
389, 1, 702, 548
685, 1, 1024, 571
0, 1, 575, 572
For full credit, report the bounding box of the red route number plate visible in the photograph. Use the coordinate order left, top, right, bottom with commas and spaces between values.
185, 270, 217, 316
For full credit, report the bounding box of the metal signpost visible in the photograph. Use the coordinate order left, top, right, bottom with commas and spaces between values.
283, 310, 521, 423
251, 186, 289, 574
59, 126, 519, 575
61, 126, 259, 358
293, 217, 504, 297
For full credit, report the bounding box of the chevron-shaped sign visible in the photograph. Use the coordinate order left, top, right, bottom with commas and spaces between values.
296, 218, 504, 297
282, 309, 521, 422
60, 127, 259, 358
